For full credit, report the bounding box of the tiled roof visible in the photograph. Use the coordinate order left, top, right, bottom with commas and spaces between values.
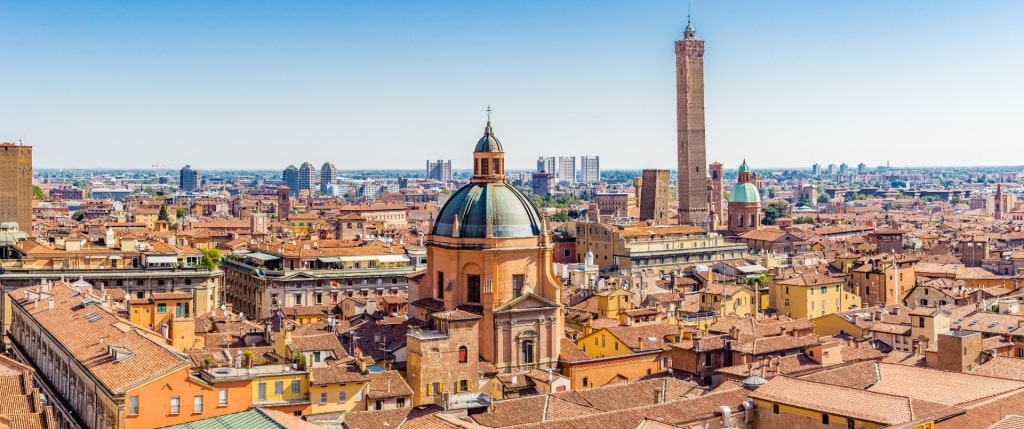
10, 282, 191, 395
602, 324, 680, 351
309, 363, 368, 384
749, 376, 931, 425
973, 357, 1024, 381
799, 361, 880, 389
558, 338, 591, 363
367, 371, 413, 399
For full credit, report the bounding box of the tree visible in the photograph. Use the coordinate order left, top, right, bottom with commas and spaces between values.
817, 193, 831, 204
72, 210, 85, 221
794, 216, 816, 225
761, 201, 791, 225
766, 186, 779, 199
32, 185, 46, 200
176, 208, 188, 219
243, 350, 256, 368
201, 248, 222, 271
550, 210, 570, 222
158, 204, 170, 222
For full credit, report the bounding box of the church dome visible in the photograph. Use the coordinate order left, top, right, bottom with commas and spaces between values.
432, 182, 543, 239
729, 182, 761, 204
474, 121, 503, 153
737, 159, 750, 173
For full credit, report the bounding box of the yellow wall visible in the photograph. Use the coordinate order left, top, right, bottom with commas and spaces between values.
812, 314, 867, 338
309, 382, 367, 414
699, 288, 757, 317
771, 281, 861, 320
596, 289, 634, 319
252, 373, 309, 404
576, 328, 633, 359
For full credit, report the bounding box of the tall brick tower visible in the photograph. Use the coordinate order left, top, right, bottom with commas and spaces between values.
675, 18, 709, 230
0, 142, 33, 232
708, 161, 724, 229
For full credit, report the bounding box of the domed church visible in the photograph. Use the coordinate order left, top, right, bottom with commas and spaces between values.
408, 112, 564, 406
727, 159, 762, 234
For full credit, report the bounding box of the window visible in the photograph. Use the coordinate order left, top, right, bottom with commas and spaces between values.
157, 303, 167, 313
512, 275, 525, 298
258, 383, 267, 401
821, 286, 827, 294
218, 388, 228, 406
459, 379, 469, 392
193, 395, 203, 414
376, 400, 384, 410
292, 380, 301, 394
170, 396, 180, 415
521, 340, 535, 364
339, 391, 347, 402
848, 418, 856, 429
320, 392, 328, 404
128, 395, 139, 415
467, 275, 481, 303
822, 413, 829, 424
274, 381, 284, 395
313, 351, 322, 363
582, 377, 589, 387
919, 317, 926, 328
176, 302, 189, 318
397, 398, 405, 408
458, 346, 468, 363
437, 272, 445, 299
773, 404, 779, 414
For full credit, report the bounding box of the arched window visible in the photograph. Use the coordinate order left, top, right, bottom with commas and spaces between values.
521, 340, 535, 364
458, 346, 468, 363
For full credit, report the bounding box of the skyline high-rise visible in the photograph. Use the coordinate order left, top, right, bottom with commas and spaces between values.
179, 164, 199, 192
320, 162, 337, 194
298, 162, 316, 195
675, 18, 709, 230
282, 165, 298, 197
556, 156, 576, 183
426, 159, 452, 182
580, 155, 600, 183
0, 142, 32, 232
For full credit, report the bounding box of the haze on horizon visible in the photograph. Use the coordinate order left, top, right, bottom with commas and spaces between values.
2, 1, 1022, 172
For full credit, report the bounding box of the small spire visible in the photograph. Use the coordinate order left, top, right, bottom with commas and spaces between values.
484, 105, 494, 135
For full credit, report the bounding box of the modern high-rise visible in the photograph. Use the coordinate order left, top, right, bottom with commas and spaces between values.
298, 162, 316, 195
640, 169, 670, 225
812, 163, 822, 175
0, 142, 32, 232
426, 159, 452, 182
320, 162, 337, 194
675, 18, 709, 230
536, 156, 556, 174
179, 164, 199, 192
580, 155, 600, 183
556, 156, 576, 184
282, 165, 299, 197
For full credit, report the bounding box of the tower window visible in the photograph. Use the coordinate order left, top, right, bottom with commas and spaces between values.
521, 340, 535, 364
512, 275, 525, 297
467, 275, 481, 303
437, 272, 445, 300
458, 346, 468, 363
480, 159, 490, 176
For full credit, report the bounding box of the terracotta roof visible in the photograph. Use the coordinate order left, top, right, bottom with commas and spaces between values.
309, 362, 368, 384
559, 338, 591, 363
367, 370, 413, 399
10, 282, 191, 395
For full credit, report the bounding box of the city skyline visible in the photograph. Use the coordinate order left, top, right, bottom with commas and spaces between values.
3, 1, 1023, 170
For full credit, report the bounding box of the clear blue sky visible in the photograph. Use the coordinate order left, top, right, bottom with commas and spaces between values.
2, 1, 1022, 171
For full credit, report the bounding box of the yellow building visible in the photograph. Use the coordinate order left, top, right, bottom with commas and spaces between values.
575, 323, 679, 359
251, 366, 311, 415
699, 283, 758, 317
308, 363, 369, 415
595, 288, 635, 319
770, 271, 861, 320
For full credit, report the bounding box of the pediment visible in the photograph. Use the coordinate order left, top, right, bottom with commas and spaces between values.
494, 292, 560, 313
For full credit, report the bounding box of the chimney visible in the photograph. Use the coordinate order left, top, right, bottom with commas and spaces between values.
720, 405, 733, 429
47, 298, 54, 310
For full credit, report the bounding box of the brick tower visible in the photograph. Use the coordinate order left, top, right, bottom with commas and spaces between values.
0, 142, 33, 232
676, 18, 708, 230
708, 162, 724, 229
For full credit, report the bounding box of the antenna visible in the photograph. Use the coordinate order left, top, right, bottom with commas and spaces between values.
486, 105, 492, 122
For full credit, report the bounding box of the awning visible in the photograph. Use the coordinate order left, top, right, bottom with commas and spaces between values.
146, 256, 178, 264
377, 255, 411, 263
108, 255, 123, 260
246, 252, 281, 261
337, 256, 372, 262
317, 256, 341, 263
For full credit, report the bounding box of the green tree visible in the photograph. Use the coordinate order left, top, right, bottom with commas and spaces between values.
761, 201, 791, 225
72, 210, 85, 221
550, 210, 570, 222
794, 216, 816, 225
817, 193, 831, 204
766, 186, 779, 199
32, 185, 46, 200
176, 208, 188, 219
158, 204, 170, 222
201, 248, 222, 271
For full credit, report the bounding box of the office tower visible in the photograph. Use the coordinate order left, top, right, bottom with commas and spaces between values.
298, 162, 316, 194
676, 18, 709, 229
320, 162, 337, 194
580, 156, 600, 183
426, 159, 452, 182
536, 156, 556, 174
556, 156, 576, 183
839, 163, 849, 175
179, 165, 199, 192
857, 163, 866, 174
640, 169, 670, 225
812, 163, 821, 175
282, 165, 299, 197
0, 142, 32, 231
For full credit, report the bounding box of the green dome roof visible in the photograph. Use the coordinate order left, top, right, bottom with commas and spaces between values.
729, 182, 761, 203
475, 122, 503, 153
432, 182, 542, 238
738, 160, 750, 173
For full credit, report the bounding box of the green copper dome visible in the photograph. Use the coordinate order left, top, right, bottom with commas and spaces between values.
475, 121, 503, 153
738, 160, 750, 173
432, 182, 543, 238
729, 182, 761, 204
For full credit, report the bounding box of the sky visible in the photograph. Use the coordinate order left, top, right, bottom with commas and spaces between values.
2, 1, 1023, 171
